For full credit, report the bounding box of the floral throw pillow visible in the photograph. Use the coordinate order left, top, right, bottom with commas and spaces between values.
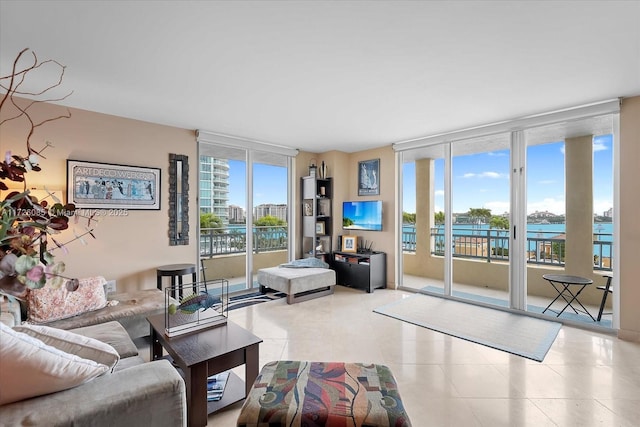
27, 276, 108, 324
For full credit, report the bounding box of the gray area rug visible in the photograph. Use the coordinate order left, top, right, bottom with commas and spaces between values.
374, 294, 561, 362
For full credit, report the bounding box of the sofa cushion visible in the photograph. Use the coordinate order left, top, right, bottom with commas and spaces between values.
27, 276, 108, 323
69, 321, 139, 359
14, 324, 120, 371
0, 322, 109, 405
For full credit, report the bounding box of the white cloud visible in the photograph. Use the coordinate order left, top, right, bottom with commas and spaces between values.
482, 171, 504, 179
462, 171, 507, 179
538, 179, 556, 185
593, 140, 608, 152
593, 198, 613, 216
435, 189, 444, 197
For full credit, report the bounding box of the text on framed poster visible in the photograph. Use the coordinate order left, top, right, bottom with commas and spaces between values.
67, 160, 161, 210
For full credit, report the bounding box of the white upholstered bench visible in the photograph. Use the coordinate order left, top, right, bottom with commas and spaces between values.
257, 267, 335, 304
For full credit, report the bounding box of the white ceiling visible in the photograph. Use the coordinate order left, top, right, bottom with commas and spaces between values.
1, 1, 639, 153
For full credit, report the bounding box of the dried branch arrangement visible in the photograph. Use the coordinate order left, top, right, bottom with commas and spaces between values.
0, 48, 97, 297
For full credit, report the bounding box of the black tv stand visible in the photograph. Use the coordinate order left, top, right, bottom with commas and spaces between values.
331, 251, 386, 293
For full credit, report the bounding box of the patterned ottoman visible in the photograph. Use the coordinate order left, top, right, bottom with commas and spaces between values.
237, 360, 412, 427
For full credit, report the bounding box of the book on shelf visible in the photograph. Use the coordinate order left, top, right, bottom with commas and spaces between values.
206, 371, 229, 401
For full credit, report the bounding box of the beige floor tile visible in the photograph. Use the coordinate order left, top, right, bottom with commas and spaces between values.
597, 399, 640, 427
495, 363, 585, 398
530, 398, 622, 427
125, 285, 640, 427
547, 364, 640, 400
406, 398, 481, 426
466, 398, 556, 426
442, 364, 526, 399
385, 363, 461, 398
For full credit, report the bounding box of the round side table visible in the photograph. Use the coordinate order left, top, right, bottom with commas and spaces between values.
156, 263, 197, 299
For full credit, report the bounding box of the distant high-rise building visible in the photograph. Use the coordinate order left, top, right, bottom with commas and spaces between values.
604, 207, 613, 218
199, 156, 229, 224
254, 204, 288, 223
228, 204, 245, 223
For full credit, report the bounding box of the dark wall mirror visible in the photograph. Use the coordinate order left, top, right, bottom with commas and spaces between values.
169, 153, 189, 245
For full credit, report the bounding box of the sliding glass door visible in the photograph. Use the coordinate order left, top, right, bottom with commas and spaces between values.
451, 134, 511, 307
396, 103, 618, 329
198, 136, 294, 295
524, 117, 615, 325
251, 152, 290, 287
400, 145, 446, 293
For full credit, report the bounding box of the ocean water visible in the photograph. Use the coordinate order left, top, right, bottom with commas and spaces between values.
417, 223, 613, 240
404, 223, 614, 257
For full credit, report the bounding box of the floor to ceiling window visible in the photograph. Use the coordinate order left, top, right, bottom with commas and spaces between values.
395, 101, 619, 330
197, 132, 296, 295
451, 134, 511, 307
524, 116, 615, 326
251, 152, 289, 287
401, 145, 446, 294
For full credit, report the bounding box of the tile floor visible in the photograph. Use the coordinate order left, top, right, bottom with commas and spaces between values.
139, 285, 640, 426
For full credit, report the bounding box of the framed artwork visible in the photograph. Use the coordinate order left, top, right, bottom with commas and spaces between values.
67, 160, 161, 210
318, 198, 330, 216
358, 158, 380, 196
341, 235, 357, 253
303, 200, 313, 216
316, 222, 325, 235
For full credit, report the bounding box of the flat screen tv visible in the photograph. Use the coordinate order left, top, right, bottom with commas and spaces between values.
343, 200, 383, 231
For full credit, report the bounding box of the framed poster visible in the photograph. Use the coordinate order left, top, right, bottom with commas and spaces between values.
303, 199, 313, 216
358, 158, 380, 196
67, 160, 161, 210
341, 235, 357, 253
316, 222, 325, 235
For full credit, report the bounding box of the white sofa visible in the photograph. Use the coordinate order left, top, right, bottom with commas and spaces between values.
0, 321, 186, 426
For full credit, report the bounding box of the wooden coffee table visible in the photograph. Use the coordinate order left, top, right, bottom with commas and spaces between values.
147, 314, 262, 427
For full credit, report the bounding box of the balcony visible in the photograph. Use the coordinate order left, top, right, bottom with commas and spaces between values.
402, 227, 612, 271
199, 226, 288, 289
401, 225, 614, 328
198, 225, 613, 328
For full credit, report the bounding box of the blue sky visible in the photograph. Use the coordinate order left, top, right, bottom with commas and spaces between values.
228, 161, 288, 207
226, 134, 613, 217
403, 134, 613, 216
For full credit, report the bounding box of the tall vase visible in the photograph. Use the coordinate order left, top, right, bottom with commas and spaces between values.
320, 161, 327, 178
